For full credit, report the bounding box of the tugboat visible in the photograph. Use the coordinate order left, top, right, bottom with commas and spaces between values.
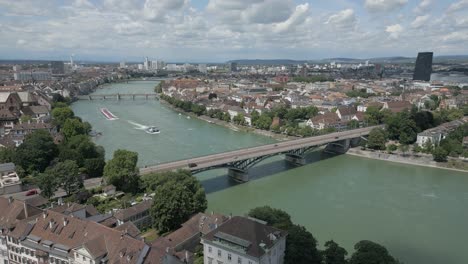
145, 126, 160, 134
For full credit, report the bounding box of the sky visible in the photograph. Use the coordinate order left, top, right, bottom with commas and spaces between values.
0, 0, 468, 62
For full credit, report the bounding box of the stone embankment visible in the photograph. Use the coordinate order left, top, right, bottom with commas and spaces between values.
347, 147, 468, 173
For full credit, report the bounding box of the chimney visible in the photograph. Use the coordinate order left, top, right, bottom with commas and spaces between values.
63, 217, 68, 227
185, 251, 189, 261
8, 196, 13, 204
49, 220, 54, 229
42, 211, 47, 219
58, 197, 63, 206
165, 247, 169, 253
24, 202, 28, 218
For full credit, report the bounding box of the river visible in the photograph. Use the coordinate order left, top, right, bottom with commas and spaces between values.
72, 81, 468, 264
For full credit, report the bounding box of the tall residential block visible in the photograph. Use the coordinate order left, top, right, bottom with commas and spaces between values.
413, 52, 433, 82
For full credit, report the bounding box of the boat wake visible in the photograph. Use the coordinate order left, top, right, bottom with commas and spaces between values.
128, 120, 161, 134
128, 120, 148, 130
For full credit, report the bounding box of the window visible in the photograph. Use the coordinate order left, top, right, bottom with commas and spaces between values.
228, 254, 231, 261
83, 256, 86, 261
218, 250, 221, 257
208, 258, 213, 264
208, 247, 212, 253
238, 257, 242, 264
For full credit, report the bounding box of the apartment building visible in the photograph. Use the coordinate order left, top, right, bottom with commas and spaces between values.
201, 217, 287, 264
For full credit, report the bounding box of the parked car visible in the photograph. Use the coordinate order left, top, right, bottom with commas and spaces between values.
26, 189, 38, 196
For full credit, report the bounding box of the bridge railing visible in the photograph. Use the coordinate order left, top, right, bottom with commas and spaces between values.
142, 125, 383, 168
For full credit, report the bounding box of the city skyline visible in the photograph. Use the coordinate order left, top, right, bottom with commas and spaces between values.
1, 0, 468, 62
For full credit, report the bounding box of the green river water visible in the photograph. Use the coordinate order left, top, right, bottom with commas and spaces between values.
72, 81, 468, 264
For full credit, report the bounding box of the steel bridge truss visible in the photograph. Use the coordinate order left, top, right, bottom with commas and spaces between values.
191, 145, 320, 175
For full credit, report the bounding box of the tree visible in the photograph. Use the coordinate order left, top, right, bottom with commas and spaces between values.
348, 120, 360, 129
248, 207, 321, 264
233, 113, 245, 125
255, 114, 273, 130
323, 240, 348, 264
52, 106, 75, 126
103, 149, 140, 193
62, 118, 91, 139
54, 160, 83, 196
364, 106, 384, 125
285, 224, 322, 264
349, 240, 398, 264
0, 147, 15, 163
14, 130, 58, 174
367, 128, 387, 150
432, 147, 448, 162
248, 206, 293, 230
422, 140, 433, 154
148, 170, 207, 233
387, 144, 397, 153
37, 171, 59, 199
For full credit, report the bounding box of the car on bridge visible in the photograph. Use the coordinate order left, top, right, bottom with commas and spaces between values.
188, 163, 198, 168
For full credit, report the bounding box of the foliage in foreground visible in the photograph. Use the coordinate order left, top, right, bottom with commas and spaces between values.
143, 170, 207, 233
248, 206, 400, 264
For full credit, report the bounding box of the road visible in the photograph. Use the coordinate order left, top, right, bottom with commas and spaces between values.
140, 126, 381, 175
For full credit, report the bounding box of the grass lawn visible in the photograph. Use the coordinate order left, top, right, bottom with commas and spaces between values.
141, 229, 159, 243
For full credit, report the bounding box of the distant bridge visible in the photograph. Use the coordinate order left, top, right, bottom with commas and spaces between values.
140, 126, 382, 182
76, 93, 160, 100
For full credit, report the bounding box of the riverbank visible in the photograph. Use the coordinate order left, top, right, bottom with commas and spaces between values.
346, 147, 468, 173
158, 99, 297, 141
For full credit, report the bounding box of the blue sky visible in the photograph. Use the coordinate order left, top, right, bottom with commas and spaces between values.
0, 0, 467, 62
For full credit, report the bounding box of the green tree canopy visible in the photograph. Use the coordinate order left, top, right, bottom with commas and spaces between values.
432, 147, 448, 162
148, 170, 207, 233
323, 240, 348, 264
247, 206, 293, 230
14, 130, 58, 175
349, 240, 398, 264
37, 171, 59, 199
103, 149, 140, 193
53, 160, 83, 196
285, 224, 323, 264
52, 106, 75, 126
367, 128, 387, 150
61, 118, 91, 139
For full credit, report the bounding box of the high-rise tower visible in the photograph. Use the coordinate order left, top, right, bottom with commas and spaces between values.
413, 52, 433, 82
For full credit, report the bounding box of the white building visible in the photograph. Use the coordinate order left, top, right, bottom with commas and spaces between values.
201, 216, 287, 264
120, 62, 126, 68
14, 72, 51, 81
198, 64, 207, 73
0, 163, 21, 195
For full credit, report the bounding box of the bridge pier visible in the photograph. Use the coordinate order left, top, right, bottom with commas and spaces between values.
285, 154, 306, 166
88, 95, 92, 100
228, 168, 249, 182
117, 93, 120, 100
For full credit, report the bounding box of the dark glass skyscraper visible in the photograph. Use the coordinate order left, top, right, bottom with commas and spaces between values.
413, 52, 433, 81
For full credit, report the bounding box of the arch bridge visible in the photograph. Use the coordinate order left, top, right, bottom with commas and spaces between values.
140, 126, 382, 182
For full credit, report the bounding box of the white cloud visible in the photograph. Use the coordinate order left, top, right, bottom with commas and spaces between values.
16, 39, 26, 45
242, 0, 293, 24
114, 21, 145, 35
142, 0, 186, 22
447, 0, 468, 13
386, 24, 403, 38
414, 0, 431, 13
273, 3, 309, 33
325, 9, 357, 30
411, 15, 430, 28
365, 0, 408, 13
443, 31, 468, 43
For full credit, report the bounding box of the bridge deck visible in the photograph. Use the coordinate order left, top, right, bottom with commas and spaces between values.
140, 126, 381, 175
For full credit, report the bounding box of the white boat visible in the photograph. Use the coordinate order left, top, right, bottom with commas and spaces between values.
178, 113, 182, 116
186, 116, 191, 119
145, 126, 160, 134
